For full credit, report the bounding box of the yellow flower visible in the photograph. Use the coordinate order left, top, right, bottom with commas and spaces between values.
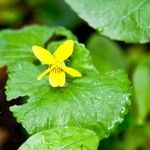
32, 40, 82, 87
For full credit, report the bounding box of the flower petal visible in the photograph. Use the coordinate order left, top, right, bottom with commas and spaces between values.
32, 46, 55, 64
54, 40, 74, 62
49, 70, 66, 87
62, 66, 82, 77
37, 67, 52, 80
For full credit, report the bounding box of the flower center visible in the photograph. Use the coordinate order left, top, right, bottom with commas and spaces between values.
52, 66, 63, 73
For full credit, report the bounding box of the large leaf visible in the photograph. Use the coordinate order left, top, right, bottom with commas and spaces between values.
133, 58, 150, 123
19, 127, 99, 150
0, 25, 76, 68
65, 0, 150, 43
87, 33, 124, 73
6, 41, 131, 140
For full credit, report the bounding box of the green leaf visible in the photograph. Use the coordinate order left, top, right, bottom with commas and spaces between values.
0, 25, 76, 68
87, 33, 124, 73
65, 0, 150, 43
6, 41, 131, 139
19, 127, 99, 150
133, 58, 150, 124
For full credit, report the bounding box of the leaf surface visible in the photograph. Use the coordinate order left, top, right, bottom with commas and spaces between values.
19, 127, 99, 150
87, 34, 124, 73
6, 41, 131, 139
133, 58, 150, 123
0, 25, 76, 67
65, 0, 150, 43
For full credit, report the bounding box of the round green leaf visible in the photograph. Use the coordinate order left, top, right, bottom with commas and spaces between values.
19, 127, 99, 150
6, 42, 131, 140
65, 0, 150, 43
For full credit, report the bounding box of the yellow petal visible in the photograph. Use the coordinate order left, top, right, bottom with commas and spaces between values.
49, 69, 66, 87
37, 67, 52, 80
32, 46, 55, 64
54, 40, 74, 62
62, 66, 82, 77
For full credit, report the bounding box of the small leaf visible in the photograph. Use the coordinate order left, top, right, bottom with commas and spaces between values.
0, 25, 76, 68
6, 42, 131, 140
65, 0, 150, 43
19, 127, 99, 150
87, 33, 124, 73
133, 58, 150, 123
